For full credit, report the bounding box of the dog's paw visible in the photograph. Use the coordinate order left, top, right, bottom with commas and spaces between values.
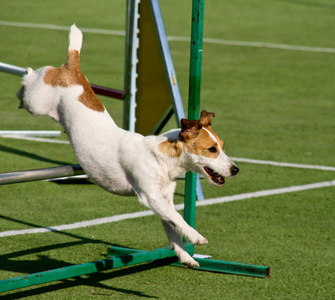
187, 230, 208, 245
177, 251, 199, 268
194, 236, 208, 245
185, 258, 200, 268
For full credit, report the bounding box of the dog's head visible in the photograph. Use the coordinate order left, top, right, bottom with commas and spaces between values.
179, 110, 239, 186
17, 24, 103, 122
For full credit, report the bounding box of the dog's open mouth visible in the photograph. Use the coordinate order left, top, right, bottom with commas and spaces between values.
204, 166, 225, 185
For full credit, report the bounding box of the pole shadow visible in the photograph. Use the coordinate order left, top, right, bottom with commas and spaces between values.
0, 215, 175, 298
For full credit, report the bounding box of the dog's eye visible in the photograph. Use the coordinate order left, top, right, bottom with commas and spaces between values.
208, 147, 217, 153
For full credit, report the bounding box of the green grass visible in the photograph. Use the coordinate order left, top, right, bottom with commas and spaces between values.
1, 0, 335, 298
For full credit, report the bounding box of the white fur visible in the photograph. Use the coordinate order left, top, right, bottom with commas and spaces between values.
21, 67, 63, 121
68, 24, 83, 53
17, 25, 239, 268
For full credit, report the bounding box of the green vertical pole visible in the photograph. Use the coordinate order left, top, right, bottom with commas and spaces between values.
184, 0, 205, 230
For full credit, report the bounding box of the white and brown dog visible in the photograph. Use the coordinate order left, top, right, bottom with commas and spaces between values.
17, 25, 239, 267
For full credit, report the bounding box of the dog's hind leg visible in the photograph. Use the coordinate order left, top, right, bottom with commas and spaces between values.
162, 220, 199, 267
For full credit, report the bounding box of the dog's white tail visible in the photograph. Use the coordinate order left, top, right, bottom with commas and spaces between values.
68, 24, 83, 52
66, 24, 83, 69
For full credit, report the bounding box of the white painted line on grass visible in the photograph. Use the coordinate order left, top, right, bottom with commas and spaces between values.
231, 157, 335, 172
1, 20, 335, 54
193, 179, 335, 208
1, 179, 334, 238
0, 210, 154, 238
0, 21, 125, 36
169, 36, 335, 54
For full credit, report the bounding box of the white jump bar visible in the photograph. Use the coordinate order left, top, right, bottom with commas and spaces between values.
0, 62, 26, 76
0, 130, 62, 137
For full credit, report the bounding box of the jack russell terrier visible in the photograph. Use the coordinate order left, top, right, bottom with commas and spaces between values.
17, 24, 239, 267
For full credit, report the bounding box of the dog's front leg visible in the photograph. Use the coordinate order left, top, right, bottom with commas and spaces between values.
161, 220, 199, 267
140, 192, 208, 246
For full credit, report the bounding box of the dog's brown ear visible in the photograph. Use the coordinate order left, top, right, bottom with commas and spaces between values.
180, 119, 201, 140
199, 110, 215, 127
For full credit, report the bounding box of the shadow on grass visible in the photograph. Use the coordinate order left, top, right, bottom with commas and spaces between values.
1, 260, 176, 299
0, 215, 174, 298
0, 143, 72, 166
0, 215, 115, 272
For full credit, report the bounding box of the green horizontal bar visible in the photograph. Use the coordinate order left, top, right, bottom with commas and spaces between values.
108, 245, 269, 278
0, 246, 179, 293
173, 257, 270, 278
0, 245, 269, 292
107, 243, 193, 257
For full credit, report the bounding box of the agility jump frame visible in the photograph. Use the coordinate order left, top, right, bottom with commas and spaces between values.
0, 166, 269, 293
0, 0, 269, 293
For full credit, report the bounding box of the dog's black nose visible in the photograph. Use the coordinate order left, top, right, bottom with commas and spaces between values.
231, 166, 239, 176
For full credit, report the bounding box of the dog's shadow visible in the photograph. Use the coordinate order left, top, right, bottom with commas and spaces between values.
0, 216, 165, 299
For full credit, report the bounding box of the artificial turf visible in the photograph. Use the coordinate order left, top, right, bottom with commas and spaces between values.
0, 0, 334, 298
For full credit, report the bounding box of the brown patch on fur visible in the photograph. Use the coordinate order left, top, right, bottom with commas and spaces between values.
178, 110, 225, 158
181, 126, 224, 159
199, 111, 215, 127
43, 50, 105, 112
180, 119, 201, 141
66, 50, 80, 70
158, 138, 183, 158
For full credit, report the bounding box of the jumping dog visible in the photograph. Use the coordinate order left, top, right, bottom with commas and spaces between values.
17, 25, 239, 267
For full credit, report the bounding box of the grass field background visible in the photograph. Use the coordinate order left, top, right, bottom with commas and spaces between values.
0, 0, 334, 299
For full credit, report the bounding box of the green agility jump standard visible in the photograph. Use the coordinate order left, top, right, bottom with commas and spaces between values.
0, 245, 269, 292
0, 246, 183, 292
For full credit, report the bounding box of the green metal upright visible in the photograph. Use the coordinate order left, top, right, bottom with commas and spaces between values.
184, 0, 205, 231
187, 0, 204, 120
182, 0, 270, 279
